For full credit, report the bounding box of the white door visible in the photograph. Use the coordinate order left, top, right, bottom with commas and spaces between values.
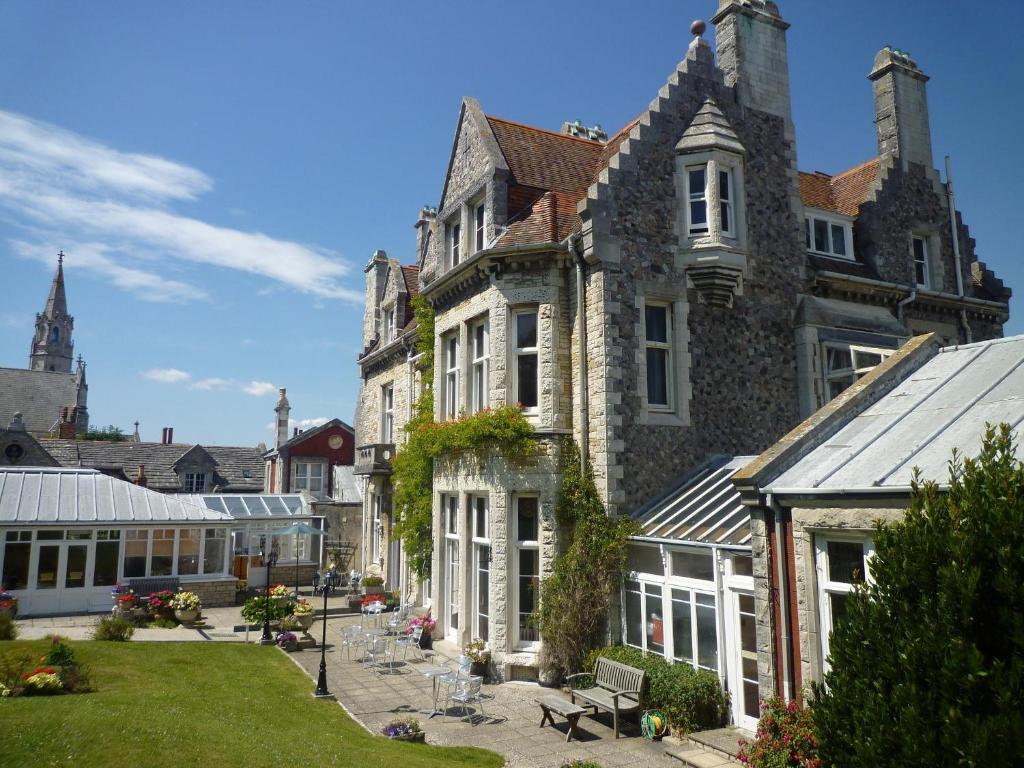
727, 588, 760, 731
32, 542, 92, 615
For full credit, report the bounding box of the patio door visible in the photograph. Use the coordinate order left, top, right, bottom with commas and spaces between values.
727, 588, 760, 731
33, 541, 92, 615
444, 539, 459, 641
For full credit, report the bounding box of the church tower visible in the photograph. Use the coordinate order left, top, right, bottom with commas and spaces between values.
30, 252, 75, 373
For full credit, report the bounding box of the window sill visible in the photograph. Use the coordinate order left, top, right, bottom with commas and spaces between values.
640, 411, 686, 427
806, 249, 856, 262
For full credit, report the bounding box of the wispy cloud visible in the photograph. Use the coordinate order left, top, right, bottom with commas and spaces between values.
265, 416, 330, 433
0, 109, 361, 303
142, 368, 191, 383
241, 381, 276, 397
190, 377, 233, 391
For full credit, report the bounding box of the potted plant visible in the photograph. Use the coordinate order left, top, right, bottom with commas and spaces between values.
407, 612, 437, 650
171, 591, 202, 624
147, 590, 176, 620
268, 583, 291, 606
291, 599, 314, 632
276, 631, 298, 651
361, 575, 385, 595
241, 595, 288, 627
381, 717, 424, 743
1, 585, 19, 619
464, 639, 491, 680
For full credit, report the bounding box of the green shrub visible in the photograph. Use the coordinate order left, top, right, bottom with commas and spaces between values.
0, 612, 16, 640
812, 424, 1024, 767
361, 575, 385, 587
58, 662, 93, 693
582, 646, 727, 734
42, 635, 76, 666
240, 596, 291, 624
94, 616, 135, 641
0, 649, 33, 689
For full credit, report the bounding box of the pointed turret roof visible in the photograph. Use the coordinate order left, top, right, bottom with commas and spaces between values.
45, 251, 68, 318
676, 100, 745, 155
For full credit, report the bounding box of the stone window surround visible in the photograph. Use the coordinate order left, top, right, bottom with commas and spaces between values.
676, 149, 748, 251
511, 306, 540, 415
512, 492, 541, 651
443, 185, 488, 273
805, 208, 855, 261
469, 315, 490, 414
911, 231, 938, 289
380, 304, 397, 344
381, 382, 395, 443
635, 285, 691, 427
812, 531, 875, 675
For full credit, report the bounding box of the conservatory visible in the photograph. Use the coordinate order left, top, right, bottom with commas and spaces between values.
624, 456, 759, 731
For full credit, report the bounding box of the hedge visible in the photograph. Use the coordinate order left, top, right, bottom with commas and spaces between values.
582, 646, 727, 734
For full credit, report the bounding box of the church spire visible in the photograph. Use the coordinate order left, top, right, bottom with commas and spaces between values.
30, 251, 75, 373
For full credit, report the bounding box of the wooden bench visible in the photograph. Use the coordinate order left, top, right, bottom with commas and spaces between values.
536, 695, 587, 742
566, 657, 646, 738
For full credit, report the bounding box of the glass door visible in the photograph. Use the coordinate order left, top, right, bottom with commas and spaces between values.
62, 543, 90, 613
33, 542, 62, 615
32, 539, 93, 615
730, 589, 760, 731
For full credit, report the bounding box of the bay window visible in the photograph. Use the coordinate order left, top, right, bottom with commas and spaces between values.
687, 166, 708, 235
513, 310, 539, 412
470, 318, 488, 413
514, 495, 540, 647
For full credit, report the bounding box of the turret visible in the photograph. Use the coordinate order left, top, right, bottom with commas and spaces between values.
361, 250, 390, 353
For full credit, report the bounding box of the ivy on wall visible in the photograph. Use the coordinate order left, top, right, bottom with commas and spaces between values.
537, 437, 639, 679
391, 295, 538, 579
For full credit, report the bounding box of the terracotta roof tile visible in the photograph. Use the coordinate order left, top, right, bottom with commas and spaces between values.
400, 266, 420, 327
496, 191, 581, 247
799, 158, 880, 217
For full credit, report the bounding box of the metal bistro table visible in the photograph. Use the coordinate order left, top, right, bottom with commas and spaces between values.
419, 665, 452, 718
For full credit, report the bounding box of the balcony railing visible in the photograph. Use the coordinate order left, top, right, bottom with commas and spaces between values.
354, 443, 395, 475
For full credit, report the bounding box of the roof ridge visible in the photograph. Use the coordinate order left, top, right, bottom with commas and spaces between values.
484, 114, 607, 146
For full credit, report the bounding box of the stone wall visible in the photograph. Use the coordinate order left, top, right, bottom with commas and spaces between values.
185, 577, 237, 609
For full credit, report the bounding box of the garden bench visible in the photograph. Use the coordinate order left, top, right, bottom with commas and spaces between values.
566, 656, 646, 738
127, 577, 180, 597
536, 695, 587, 742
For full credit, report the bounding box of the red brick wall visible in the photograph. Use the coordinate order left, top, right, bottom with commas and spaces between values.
284, 423, 354, 492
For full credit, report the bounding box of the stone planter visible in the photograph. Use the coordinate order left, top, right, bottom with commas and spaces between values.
386, 732, 425, 743
294, 613, 314, 632
175, 609, 200, 624
361, 584, 384, 596
418, 633, 433, 651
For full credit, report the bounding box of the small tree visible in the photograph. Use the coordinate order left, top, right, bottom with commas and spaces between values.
813, 423, 1024, 767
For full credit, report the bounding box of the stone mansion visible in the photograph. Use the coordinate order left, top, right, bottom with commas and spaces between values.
352, 0, 1009, 714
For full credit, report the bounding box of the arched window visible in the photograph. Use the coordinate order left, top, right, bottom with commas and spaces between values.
49, 327, 60, 343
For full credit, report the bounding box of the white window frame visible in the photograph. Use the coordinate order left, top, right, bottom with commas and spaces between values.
470, 317, 489, 414
473, 201, 486, 254
470, 494, 490, 642
381, 383, 394, 443
643, 301, 673, 412
719, 167, 735, 237
442, 494, 460, 640
512, 494, 541, 650
512, 308, 539, 414
183, 472, 206, 493
815, 534, 874, 671
444, 333, 460, 420
293, 461, 324, 494
449, 220, 462, 269
686, 165, 709, 236
805, 213, 854, 260
371, 494, 383, 565
822, 342, 895, 403
381, 307, 395, 342
912, 235, 930, 288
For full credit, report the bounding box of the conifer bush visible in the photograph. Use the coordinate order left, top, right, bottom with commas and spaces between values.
812, 423, 1024, 767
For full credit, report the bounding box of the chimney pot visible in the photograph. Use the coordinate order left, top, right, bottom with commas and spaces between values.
167, 427, 173, 444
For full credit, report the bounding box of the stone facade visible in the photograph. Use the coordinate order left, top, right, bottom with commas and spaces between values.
354, 0, 1010, 693
185, 577, 237, 609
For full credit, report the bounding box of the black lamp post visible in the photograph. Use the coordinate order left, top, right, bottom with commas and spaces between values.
314, 575, 331, 698
260, 550, 279, 645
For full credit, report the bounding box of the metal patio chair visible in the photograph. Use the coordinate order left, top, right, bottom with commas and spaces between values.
444, 675, 486, 723
395, 625, 423, 661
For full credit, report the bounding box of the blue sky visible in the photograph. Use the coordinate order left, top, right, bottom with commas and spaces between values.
1, 1, 1021, 447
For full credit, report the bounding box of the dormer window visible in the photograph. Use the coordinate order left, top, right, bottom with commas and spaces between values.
381, 308, 395, 342
473, 202, 486, 254
449, 221, 462, 268
806, 213, 853, 260
184, 472, 207, 493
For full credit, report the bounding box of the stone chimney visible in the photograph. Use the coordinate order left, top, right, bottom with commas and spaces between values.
275, 387, 291, 449
58, 406, 77, 439
712, 1, 793, 125
361, 250, 390, 353
8, 412, 25, 431
868, 47, 933, 169
135, 464, 148, 487
415, 207, 437, 266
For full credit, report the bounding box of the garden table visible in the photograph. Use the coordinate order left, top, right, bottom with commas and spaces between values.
418, 665, 450, 718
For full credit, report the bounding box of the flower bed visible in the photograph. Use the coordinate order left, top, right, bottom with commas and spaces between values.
1, 635, 92, 697
738, 697, 819, 768
382, 717, 424, 742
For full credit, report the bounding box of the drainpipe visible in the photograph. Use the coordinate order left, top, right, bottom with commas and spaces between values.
569, 233, 590, 468
767, 493, 794, 701
897, 286, 917, 327
945, 155, 973, 344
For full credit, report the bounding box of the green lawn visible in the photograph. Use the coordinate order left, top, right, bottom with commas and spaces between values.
0, 640, 503, 768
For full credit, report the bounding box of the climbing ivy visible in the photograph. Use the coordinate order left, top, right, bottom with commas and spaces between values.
391, 296, 538, 579
537, 437, 639, 679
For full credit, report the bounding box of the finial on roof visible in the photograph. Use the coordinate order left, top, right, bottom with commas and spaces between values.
691, 19, 706, 38
58, 250, 64, 266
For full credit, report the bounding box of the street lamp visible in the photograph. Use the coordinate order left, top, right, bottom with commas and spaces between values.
314, 575, 332, 698
260, 550, 279, 645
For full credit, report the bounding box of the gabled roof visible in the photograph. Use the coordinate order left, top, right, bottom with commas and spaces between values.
763, 335, 1024, 494
0, 367, 80, 435
631, 456, 756, 548
172, 444, 217, 469
676, 99, 744, 155
265, 418, 354, 456
39, 439, 264, 492
0, 467, 233, 525
485, 115, 606, 196
799, 159, 880, 217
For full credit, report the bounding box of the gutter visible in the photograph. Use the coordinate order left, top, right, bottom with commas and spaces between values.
815, 270, 1008, 313
419, 241, 567, 299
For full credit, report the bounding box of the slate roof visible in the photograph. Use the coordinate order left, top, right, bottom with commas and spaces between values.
765, 335, 1024, 493
631, 456, 756, 548
798, 159, 880, 217
38, 439, 265, 492
0, 467, 233, 525
0, 367, 80, 434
